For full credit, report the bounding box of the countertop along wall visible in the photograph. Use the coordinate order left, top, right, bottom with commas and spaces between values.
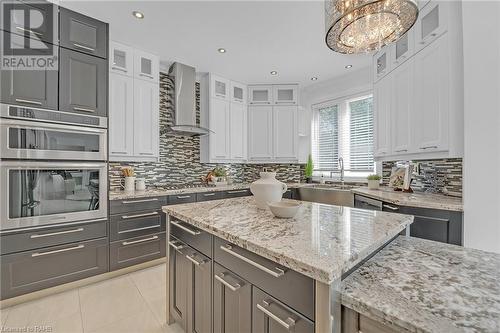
109, 72, 304, 190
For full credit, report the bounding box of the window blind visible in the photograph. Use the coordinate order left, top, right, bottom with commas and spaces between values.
349, 97, 374, 171
314, 105, 339, 170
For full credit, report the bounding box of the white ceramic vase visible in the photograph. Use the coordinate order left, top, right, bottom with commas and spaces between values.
250, 172, 287, 209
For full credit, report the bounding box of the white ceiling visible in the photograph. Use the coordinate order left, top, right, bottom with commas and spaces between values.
59, 0, 372, 87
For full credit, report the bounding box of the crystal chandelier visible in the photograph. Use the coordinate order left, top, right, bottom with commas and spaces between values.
325, 0, 418, 54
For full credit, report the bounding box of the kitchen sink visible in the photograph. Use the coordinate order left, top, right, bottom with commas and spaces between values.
296, 184, 356, 207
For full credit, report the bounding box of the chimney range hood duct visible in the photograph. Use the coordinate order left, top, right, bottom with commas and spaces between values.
167, 62, 209, 136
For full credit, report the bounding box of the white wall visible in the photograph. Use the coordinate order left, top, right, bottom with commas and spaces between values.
462, 1, 500, 253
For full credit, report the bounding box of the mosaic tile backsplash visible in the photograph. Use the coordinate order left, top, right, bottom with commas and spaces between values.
109, 72, 304, 190
382, 158, 463, 196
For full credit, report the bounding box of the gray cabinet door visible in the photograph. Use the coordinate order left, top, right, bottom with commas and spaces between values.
109, 232, 166, 271
214, 263, 251, 333
0, 34, 58, 109
59, 48, 107, 117
186, 248, 212, 333
169, 239, 190, 331
196, 191, 224, 202
223, 189, 251, 199
252, 287, 314, 333
0, 237, 108, 300
59, 7, 107, 58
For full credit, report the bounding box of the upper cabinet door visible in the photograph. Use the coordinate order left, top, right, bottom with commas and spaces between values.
231, 81, 247, 104
373, 77, 391, 158
373, 47, 391, 82
273, 105, 298, 161
248, 86, 273, 105
391, 59, 414, 155
211, 75, 230, 101
415, 1, 449, 51
110, 41, 133, 76
248, 106, 273, 160
133, 79, 159, 159
59, 7, 108, 59
0, 34, 58, 109
2, 0, 58, 45
109, 73, 134, 159
413, 34, 449, 153
59, 48, 107, 117
229, 102, 247, 160
133, 50, 159, 82
391, 29, 414, 67
210, 98, 230, 160
273, 85, 298, 105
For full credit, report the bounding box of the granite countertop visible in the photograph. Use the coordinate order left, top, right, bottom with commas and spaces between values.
109, 182, 303, 200
341, 236, 500, 333
352, 187, 463, 212
163, 197, 413, 284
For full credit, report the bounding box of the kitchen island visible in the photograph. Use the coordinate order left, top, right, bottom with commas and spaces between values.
163, 196, 413, 333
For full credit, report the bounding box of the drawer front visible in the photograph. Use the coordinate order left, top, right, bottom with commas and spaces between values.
214, 238, 314, 320
223, 189, 252, 199
170, 219, 212, 258
110, 232, 166, 271
110, 196, 167, 215
1, 237, 108, 300
252, 287, 314, 333
167, 193, 196, 205
196, 191, 224, 202
1, 219, 107, 255
110, 211, 165, 241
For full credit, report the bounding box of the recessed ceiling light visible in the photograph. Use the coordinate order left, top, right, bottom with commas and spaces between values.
345, 64, 353, 69
132, 11, 144, 19
270, 71, 278, 75
311, 77, 318, 81
217, 48, 226, 53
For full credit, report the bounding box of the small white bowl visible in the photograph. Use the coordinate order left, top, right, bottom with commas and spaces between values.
268, 201, 301, 218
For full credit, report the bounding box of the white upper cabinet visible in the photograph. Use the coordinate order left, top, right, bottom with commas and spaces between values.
373, 47, 391, 82
391, 29, 414, 67
273, 85, 298, 105
209, 98, 230, 160
373, 77, 391, 157
273, 105, 298, 160
133, 79, 159, 158
211, 75, 230, 101
248, 86, 273, 105
415, 1, 449, 51
413, 33, 449, 153
230, 81, 246, 104
248, 106, 273, 160
109, 73, 134, 158
134, 50, 159, 82
110, 41, 133, 76
229, 102, 247, 159
391, 59, 414, 155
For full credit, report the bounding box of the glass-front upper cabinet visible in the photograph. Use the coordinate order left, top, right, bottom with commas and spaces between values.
273, 85, 298, 105
415, 1, 449, 51
373, 47, 391, 82
248, 86, 273, 105
134, 50, 159, 82
391, 29, 414, 66
230, 81, 246, 104
211, 75, 230, 100
110, 41, 134, 76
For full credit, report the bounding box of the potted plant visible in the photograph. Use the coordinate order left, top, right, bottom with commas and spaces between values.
367, 174, 381, 190
305, 155, 314, 183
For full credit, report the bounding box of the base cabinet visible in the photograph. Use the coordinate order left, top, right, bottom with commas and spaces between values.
169, 240, 190, 331
342, 306, 401, 333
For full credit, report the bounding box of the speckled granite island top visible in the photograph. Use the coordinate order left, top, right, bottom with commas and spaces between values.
163, 196, 413, 283
353, 187, 463, 211
341, 236, 500, 333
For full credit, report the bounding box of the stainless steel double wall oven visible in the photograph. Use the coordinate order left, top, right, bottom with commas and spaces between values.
0, 104, 108, 231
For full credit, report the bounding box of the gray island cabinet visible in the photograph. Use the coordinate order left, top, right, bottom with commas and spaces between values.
163, 196, 414, 333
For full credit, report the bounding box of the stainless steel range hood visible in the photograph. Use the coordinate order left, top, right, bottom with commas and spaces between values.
168, 62, 209, 136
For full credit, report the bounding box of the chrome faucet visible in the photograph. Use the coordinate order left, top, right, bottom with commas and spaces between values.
338, 157, 344, 185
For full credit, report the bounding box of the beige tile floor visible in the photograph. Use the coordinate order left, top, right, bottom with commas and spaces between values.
0, 264, 183, 333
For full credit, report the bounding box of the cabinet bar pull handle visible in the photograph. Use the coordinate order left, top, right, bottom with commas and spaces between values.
227, 190, 247, 194
170, 220, 201, 235
176, 195, 191, 199
220, 244, 285, 278
168, 240, 186, 252
186, 254, 208, 266
73, 106, 95, 113
15, 26, 42, 36
256, 300, 296, 330
15, 98, 42, 106
122, 235, 158, 246
419, 145, 438, 150
119, 225, 159, 234
203, 193, 216, 196
30, 227, 84, 239
73, 43, 95, 51
214, 273, 241, 291
139, 152, 154, 155
111, 66, 128, 73
383, 204, 400, 211
122, 198, 158, 204
395, 149, 408, 153
121, 212, 158, 219
111, 151, 128, 154
32, 244, 84, 257
139, 73, 154, 79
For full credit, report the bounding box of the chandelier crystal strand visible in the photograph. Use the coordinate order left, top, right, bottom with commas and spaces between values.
325, 0, 418, 54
